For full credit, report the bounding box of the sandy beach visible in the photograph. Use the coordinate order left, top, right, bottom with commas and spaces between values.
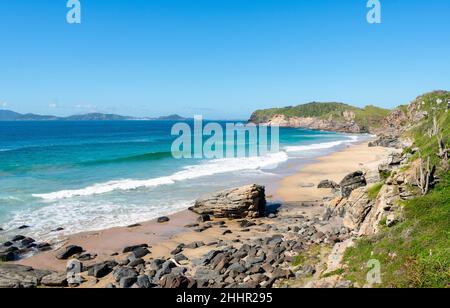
16, 140, 393, 286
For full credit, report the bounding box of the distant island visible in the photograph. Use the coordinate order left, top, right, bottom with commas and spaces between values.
0, 110, 188, 121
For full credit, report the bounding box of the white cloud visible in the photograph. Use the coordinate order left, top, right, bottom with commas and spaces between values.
1, 102, 8, 108
48, 103, 58, 109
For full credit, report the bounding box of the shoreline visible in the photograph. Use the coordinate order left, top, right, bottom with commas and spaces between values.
15, 139, 393, 277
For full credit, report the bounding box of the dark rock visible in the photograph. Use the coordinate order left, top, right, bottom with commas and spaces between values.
136, 275, 155, 288
131, 247, 150, 258
20, 237, 35, 247
185, 223, 199, 228
191, 184, 266, 219
56, 245, 83, 260
185, 241, 205, 249
197, 214, 211, 223
36, 242, 52, 251
154, 260, 176, 281
170, 244, 185, 255
174, 253, 188, 263
11, 235, 25, 242
3, 241, 13, 247
51, 227, 64, 232
318, 180, 340, 189
148, 259, 164, 271
122, 244, 149, 253
157, 216, 170, 223
120, 276, 137, 288
340, 171, 367, 192
129, 258, 145, 268
222, 230, 232, 235
0, 251, 18, 262
113, 267, 137, 282
78, 253, 97, 261
239, 220, 256, 228
88, 262, 115, 278
18, 225, 30, 230
127, 223, 142, 228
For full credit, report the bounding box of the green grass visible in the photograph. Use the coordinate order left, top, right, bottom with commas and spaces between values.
322, 268, 345, 278
342, 173, 450, 288
367, 182, 384, 200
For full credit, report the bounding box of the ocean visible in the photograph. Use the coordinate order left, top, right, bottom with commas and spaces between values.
0, 121, 366, 241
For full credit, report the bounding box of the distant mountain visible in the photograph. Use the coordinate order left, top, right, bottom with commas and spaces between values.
0, 110, 188, 121
156, 114, 187, 120
0, 110, 59, 121
64, 113, 134, 121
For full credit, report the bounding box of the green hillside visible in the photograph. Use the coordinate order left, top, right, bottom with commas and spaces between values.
249, 102, 390, 132
342, 91, 450, 288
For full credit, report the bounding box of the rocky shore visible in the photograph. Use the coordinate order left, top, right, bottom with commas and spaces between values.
0, 139, 403, 289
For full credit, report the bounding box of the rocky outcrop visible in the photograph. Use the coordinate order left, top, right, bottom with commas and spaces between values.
0, 264, 67, 288
368, 136, 403, 149
341, 188, 374, 231
255, 114, 366, 134
191, 184, 266, 219
317, 180, 339, 190
339, 171, 367, 197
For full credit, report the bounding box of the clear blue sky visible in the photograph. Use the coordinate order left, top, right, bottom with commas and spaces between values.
0, 0, 449, 119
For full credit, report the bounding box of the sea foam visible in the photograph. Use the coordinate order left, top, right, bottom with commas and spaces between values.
33, 151, 289, 200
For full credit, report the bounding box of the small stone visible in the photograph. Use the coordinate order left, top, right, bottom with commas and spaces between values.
18, 225, 30, 230
222, 230, 232, 235
157, 216, 170, 223
122, 244, 149, 253
51, 227, 64, 232
127, 223, 142, 228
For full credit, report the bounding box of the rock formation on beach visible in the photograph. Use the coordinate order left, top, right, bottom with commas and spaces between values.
190, 184, 266, 219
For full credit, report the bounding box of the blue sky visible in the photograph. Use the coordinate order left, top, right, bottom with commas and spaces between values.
0, 0, 449, 119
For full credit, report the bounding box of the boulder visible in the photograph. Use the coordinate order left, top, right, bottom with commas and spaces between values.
56, 245, 83, 260
339, 171, 367, 197
318, 180, 339, 189
191, 184, 266, 219
41, 272, 68, 287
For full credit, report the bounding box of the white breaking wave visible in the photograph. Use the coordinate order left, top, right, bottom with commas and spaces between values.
33, 151, 289, 200
284, 135, 359, 153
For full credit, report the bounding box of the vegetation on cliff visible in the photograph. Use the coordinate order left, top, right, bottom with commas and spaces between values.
249, 102, 390, 132
342, 91, 450, 288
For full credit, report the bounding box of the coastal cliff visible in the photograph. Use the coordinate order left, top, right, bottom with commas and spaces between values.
249, 102, 390, 134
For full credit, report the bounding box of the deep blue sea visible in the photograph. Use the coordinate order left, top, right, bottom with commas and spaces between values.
0, 121, 365, 241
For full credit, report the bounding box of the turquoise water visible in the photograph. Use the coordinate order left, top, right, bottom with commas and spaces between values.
0, 121, 364, 240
